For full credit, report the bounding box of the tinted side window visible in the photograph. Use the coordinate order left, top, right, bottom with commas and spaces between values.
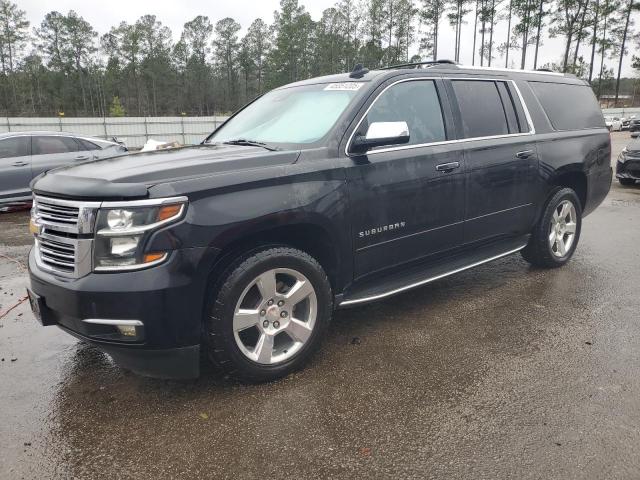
0, 137, 30, 159
529, 82, 604, 130
77, 138, 100, 151
361, 80, 446, 148
33, 136, 79, 155
452, 80, 509, 138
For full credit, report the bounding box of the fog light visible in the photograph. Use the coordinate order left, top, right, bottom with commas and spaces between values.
117, 325, 137, 337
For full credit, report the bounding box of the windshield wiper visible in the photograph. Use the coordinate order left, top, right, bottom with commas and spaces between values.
222, 139, 278, 151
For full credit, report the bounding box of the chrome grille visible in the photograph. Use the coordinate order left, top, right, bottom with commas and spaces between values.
37, 236, 76, 272
36, 200, 79, 228
32, 195, 100, 278
33, 195, 100, 235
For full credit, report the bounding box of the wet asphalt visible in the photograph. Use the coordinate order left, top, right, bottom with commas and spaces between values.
1, 132, 639, 479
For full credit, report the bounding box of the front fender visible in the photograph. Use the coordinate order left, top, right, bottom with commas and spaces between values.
146, 164, 352, 292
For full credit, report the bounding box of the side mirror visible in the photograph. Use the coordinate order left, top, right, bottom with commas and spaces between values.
351, 121, 410, 154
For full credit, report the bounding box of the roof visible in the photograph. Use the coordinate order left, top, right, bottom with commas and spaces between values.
279, 62, 583, 91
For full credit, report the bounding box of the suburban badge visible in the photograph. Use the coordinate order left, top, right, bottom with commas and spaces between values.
359, 222, 406, 238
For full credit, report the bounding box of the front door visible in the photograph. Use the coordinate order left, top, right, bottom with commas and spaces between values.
345, 78, 466, 280
448, 79, 537, 244
0, 136, 32, 201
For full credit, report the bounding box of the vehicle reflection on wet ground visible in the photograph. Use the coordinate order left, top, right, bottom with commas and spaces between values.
1, 132, 639, 479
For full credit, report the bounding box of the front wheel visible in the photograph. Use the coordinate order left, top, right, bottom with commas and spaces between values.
205, 246, 332, 382
521, 188, 582, 268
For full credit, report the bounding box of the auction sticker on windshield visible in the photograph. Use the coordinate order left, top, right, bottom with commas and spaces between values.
324, 82, 364, 91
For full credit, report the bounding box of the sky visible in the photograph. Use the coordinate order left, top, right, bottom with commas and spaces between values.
18, 0, 637, 76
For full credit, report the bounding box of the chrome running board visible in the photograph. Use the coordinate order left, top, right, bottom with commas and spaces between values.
339, 244, 527, 307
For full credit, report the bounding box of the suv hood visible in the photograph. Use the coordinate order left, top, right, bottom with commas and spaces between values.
32, 144, 300, 200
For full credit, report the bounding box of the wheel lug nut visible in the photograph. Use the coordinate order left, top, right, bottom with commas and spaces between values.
277, 300, 285, 307
280, 311, 287, 318
263, 320, 269, 328
267, 299, 274, 306
273, 320, 280, 328
260, 310, 266, 316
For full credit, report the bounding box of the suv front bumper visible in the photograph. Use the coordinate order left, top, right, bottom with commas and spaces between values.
616, 157, 640, 180
28, 246, 216, 379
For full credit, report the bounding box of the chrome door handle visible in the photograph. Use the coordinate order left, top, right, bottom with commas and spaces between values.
516, 150, 534, 159
11, 161, 28, 167
74, 155, 89, 160
435, 161, 460, 172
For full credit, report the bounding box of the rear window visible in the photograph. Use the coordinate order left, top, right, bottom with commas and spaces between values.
529, 82, 604, 130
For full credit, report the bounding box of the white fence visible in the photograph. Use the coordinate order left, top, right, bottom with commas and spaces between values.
601, 107, 640, 117
0, 116, 229, 149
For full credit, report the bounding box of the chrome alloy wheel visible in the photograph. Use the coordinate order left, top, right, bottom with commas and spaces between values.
233, 268, 318, 365
548, 199, 577, 258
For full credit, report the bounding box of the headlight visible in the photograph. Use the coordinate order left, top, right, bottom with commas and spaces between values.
93, 199, 186, 271
107, 209, 134, 230
618, 148, 627, 163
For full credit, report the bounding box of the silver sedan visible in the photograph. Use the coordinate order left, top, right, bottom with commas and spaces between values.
0, 132, 127, 208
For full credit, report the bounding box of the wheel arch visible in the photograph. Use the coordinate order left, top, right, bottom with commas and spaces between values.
206, 217, 346, 297
533, 167, 587, 227
552, 169, 587, 211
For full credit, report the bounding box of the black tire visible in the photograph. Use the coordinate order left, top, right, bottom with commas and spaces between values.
521, 187, 582, 268
205, 246, 332, 382
619, 178, 636, 186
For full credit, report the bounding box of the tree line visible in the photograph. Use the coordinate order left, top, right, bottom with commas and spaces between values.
0, 0, 638, 117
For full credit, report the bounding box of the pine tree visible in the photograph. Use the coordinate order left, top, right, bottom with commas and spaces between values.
420, 0, 447, 60
213, 17, 241, 111
109, 95, 125, 116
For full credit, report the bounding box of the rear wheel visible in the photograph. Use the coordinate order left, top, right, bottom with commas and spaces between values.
619, 178, 636, 186
521, 188, 582, 268
205, 246, 332, 382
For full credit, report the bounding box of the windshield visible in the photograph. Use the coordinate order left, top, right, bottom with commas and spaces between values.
207, 83, 363, 147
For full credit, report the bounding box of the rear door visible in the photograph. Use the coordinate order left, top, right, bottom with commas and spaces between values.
346, 78, 466, 280
30, 135, 82, 178
447, 78, 537, 245
0, 136, 32, 201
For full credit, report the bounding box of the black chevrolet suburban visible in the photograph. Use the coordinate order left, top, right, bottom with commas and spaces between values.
28, 62, 612, 382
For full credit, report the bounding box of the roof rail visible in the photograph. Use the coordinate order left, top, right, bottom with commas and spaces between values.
380, 59, 458, 70
457, 65, 564, 76
378, 62, 565, 76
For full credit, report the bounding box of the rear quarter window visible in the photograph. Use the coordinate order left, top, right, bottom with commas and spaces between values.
77, 138, 101, 151
529, 82, 604, 131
